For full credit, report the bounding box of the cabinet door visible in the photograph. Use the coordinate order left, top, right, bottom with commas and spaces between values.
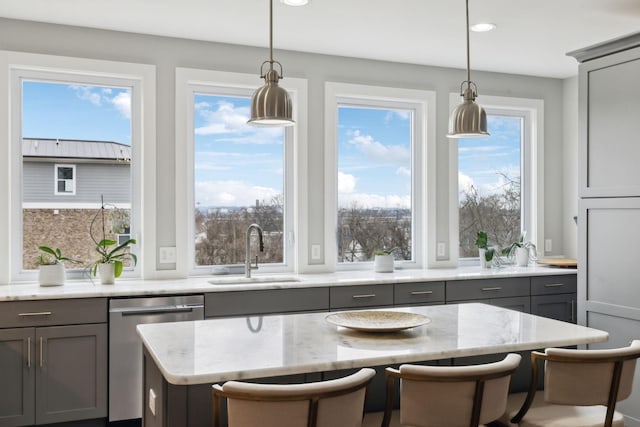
0, 328, 35, 427
531, 294, 576, 323
35, 324, 107, 425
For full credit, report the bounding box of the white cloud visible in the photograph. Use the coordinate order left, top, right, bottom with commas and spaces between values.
111, 91, 131, 119
384, 110, 411, 123
347, 130, 410, 164
195, 180, 280, 207
338, 192, 410, 209
459, 172, 475, 194
396, 166, 411, 177
338, 171, 357, 194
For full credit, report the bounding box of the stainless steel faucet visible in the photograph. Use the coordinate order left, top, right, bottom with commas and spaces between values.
245, 223, 264, 278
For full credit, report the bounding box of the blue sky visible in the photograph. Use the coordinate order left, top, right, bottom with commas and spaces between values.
21, 81, 521, 209
22, 81, 132, 144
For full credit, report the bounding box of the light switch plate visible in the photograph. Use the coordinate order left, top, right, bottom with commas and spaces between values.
159, 246, 176, 264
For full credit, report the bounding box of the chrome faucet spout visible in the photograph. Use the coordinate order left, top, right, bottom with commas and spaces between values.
245, 223, 264, 278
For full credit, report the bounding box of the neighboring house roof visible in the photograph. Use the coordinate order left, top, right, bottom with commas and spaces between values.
22, 138, 131, 161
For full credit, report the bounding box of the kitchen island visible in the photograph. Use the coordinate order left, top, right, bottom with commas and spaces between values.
137, 303, 607, 427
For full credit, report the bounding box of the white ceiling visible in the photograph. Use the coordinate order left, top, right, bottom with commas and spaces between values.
0, 0, 639, 78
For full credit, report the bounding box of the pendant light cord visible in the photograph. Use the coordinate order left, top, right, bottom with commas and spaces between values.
269, 0, 274, 70
465, 0, 471, 89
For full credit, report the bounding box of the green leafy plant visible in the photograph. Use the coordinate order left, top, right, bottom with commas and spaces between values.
36, 246, 81, 266
474, 231, 497, 262
372, 247, 397, 256
90, 196, 137, 278
501, 232, 536, 258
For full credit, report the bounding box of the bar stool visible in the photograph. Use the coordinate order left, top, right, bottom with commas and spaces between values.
212, 367, 376, 427
362, 353, 522, 427
498, 340, 640, 427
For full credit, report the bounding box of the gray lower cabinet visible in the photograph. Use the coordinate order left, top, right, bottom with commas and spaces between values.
329, 284, 394, 310
0, 299, 107, 427
530, 275, 577, 323
445, 277, 530, 312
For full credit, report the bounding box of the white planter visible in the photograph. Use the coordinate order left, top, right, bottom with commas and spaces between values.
374, 254, 394, 273
478, 249, 491, 268
38, 263, 65, 286
515, 247, 530, 267
98, 263, 116, 285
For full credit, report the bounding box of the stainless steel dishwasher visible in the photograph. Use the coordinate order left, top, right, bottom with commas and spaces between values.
109, 295, 204, 422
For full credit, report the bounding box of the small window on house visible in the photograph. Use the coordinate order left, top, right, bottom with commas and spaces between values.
55, 164, 76, 195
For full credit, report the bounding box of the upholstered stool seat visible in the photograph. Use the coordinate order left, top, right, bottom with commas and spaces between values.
362, 353, 521, 427
498, 391, 625, 427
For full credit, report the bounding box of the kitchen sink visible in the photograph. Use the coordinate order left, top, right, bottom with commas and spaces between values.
207, 275, 301, 285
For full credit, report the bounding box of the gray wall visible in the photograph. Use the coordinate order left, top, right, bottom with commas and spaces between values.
0, 17, 569, 272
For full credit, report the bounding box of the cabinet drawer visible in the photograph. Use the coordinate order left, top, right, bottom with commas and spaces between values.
0, 298, 107, 328
446, 278, 529, 302
395, 282, 444, 305
205, 287, 329, 317
330, 284, 394, 310
531, 275, 577, 295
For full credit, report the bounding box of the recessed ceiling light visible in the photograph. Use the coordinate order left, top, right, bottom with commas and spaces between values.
470, 23, 496, 32
280, 0, 309, 5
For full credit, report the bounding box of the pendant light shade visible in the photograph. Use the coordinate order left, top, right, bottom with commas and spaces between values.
248, 0, 295, 127
447, 0, 489, 138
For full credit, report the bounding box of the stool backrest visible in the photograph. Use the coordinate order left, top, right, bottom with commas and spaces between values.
383, 353, 521, 427
212, 367, 375, 427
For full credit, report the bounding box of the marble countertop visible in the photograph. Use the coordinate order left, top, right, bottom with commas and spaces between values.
137, 302, 607, 385
0, 265, 576, 301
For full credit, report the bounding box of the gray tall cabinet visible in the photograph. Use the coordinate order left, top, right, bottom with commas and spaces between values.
569, 32, 640, 427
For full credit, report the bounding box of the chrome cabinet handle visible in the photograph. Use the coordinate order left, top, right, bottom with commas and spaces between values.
481, 287, 502, 292
18, 311, 52, 317
570, 300, 576, 323
410, 290, 433, 295
39, 337, 43, 368
544, 283, 565, 288
27, 337, 31, 368
352, 294, 376, 299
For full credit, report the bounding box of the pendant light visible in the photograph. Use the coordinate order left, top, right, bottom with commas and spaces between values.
248, 0, 295, 127
447, 0, 489, 138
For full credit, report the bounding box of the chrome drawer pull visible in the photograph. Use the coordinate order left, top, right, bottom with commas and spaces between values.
410, 290, 434, 295
39, 336, 43, 368
352, 294, 376, 299
27, 337, 31, 368
481, 287, 502, 291
544, 283, 565, 288
18, 311, 52, 317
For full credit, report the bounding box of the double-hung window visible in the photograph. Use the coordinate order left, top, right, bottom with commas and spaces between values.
325, 82, 436, 269
55, 164, 76, 195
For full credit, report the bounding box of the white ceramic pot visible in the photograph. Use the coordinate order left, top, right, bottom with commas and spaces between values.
98, 263, 116, 285
374, 254, 394, 273
478, 249, 491, 268
38, 263, 65, 286
515, 247, 530, 267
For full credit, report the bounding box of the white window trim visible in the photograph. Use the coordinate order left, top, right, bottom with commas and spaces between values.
54, 164, 76, 195
0, 51, 156, 283
448, 93, 544, 266
175, 67, 308, 277
325, 82, 436, 271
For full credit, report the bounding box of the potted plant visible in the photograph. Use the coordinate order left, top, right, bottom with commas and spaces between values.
372, 248, 396, 273
90, 197, 137, 284
475, 231, 499, 268
36, 246, 80, 286
502, 232, 536, 267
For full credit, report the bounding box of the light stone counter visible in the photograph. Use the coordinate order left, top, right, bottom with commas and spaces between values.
137, 302, 606, 386
0, 265, 575, 301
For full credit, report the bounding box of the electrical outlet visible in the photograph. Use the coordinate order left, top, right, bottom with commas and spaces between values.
544, 239, 552, 253
149, 388, 156, 416
159, 246, 176, 264
437, 242, 446, 257
311, 244, 321, 260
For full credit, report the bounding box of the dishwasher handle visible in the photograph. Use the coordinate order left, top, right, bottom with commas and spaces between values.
112, 304, 204, 316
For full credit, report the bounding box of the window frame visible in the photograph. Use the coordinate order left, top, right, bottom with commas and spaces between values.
449, 93, 544, 266
54, 163, 76, 195
325, 82, 436, 271
1, 51, 156, 283
175, 68, 308, 276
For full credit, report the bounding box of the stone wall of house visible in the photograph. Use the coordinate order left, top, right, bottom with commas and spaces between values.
23, 208, 126, 270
